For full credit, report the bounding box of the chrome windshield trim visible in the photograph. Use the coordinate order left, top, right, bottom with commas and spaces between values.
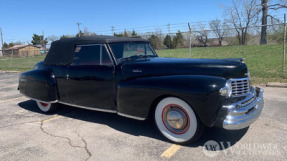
108, 42, 157, 64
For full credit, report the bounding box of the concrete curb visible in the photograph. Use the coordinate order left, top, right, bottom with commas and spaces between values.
0, 70, 21, 73
266, 82, 287, 88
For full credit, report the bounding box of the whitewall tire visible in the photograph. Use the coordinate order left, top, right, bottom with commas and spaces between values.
36, 100, 58, 113
154, 97, 203, 144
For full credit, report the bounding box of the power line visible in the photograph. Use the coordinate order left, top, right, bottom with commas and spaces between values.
96, 14, 286, 34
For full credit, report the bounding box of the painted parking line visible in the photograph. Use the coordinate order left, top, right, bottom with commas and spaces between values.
0, 96, 24, 104
161, 144, 181, 159
42, 115, 62, 123
0, 84, 18, 89
0, 78, 16, 82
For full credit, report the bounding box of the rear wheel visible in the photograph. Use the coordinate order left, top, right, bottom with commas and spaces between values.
36, 100, 58, 113
154, 97, 204, 144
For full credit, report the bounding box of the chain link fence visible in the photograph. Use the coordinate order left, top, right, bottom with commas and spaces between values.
0, 48, 47, 71
138, 22, 286, 80
0, 18, 286, 83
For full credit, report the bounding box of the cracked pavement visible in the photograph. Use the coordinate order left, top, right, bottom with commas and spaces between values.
0, 72, 286, 161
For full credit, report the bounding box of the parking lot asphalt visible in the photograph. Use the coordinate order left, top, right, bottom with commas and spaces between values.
0, 72, 286, 161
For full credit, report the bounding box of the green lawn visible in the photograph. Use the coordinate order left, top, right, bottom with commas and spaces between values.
0, 44, 286, 84
156, 44, 287, 84
0, 55, 46, 72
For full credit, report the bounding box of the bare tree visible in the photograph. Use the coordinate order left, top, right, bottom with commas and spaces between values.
226, 0, 259, 45
209, 19, 228, 46
83, 28, 97, 37
260, 0, 287, 44
194, 24, 209, 47
47, 35, 59, 42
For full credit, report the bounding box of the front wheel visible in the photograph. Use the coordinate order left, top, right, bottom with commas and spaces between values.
154, 97, 204, 144
36, 100, 58, 113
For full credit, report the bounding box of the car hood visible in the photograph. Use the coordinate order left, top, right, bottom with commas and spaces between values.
121, 57, 248, 79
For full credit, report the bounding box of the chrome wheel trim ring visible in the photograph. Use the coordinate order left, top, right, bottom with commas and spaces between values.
162, 104, 190, 134
36, 100, 52, 112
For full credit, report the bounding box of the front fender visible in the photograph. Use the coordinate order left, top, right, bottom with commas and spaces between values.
117, 75, 227, 126
19, 69, 58, 102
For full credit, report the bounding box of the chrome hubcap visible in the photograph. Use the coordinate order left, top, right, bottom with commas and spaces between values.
163, 105, 189, 134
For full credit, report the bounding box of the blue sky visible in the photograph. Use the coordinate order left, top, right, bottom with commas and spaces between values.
0, 0, 286, 47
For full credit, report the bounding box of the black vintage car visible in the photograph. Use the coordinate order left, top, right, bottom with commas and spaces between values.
18, 36, 264, 144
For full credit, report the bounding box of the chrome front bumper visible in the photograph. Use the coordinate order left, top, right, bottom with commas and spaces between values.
222, 87, 264, 130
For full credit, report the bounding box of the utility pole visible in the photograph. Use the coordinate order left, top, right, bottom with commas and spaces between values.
188, 23, 192, 59
283, 14, 286, 77
42, 30, 45, 51
168, 23, 171, 57
0, 27, 3, 56
76, 22, 82, 37
111, 26, 115, 35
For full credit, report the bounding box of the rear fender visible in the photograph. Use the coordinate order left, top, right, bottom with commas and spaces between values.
18, 69, 58, 102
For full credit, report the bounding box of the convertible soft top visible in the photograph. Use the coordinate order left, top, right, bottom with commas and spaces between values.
44, 36, 148, 65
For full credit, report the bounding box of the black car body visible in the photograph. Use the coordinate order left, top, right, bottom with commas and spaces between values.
18, 36, 264, 144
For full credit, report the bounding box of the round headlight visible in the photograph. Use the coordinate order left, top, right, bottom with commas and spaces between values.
220, 81, 232, 97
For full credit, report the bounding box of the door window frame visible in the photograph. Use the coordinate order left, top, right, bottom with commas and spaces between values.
71, 44, 115, 66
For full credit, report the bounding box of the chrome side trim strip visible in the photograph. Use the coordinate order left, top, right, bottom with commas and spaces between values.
24, 95, 58, 104
117, 112, 146, 120
59, 101, 117, 113
25, 95, 146, 121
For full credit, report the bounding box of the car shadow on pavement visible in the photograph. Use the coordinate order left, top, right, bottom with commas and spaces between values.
18, 100, 248, 149
188, 126, 249, 150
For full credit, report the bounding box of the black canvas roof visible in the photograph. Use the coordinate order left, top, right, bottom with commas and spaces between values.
44, 36, 149, 65
54, 35, 148, 44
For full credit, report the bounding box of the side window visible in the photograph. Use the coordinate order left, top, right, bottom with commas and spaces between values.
102, 46, 113, 65
72, 45, 113, 66
146, 44, 154, 56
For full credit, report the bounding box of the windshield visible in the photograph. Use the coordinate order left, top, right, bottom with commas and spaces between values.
109, 42, 157, 62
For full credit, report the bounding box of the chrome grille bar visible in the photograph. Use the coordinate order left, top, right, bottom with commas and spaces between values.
230, 78, 250, 96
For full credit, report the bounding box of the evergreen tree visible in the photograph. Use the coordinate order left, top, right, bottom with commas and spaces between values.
148, 35, 161, 49
76, 30, 84, 37
163, 35, 175, 49
131, 30, 141, 38
31, 34, 48, 45
173, 31, 184, 47
114, 32, 124, 37
3, 42, 9, 48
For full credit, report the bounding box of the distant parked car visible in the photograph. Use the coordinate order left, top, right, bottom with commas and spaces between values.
18, 36, 264, 144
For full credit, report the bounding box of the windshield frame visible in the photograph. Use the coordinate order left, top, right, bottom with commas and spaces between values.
107, 42, 158, 64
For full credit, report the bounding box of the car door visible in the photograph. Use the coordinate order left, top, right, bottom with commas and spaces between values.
59, 44, 116, 111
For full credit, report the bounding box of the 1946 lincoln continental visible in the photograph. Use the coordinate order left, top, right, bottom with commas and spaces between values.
18, 36, 264, 144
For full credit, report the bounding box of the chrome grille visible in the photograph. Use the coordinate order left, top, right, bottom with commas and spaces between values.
230, 78, 250, 96
240, 96, 255, 107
